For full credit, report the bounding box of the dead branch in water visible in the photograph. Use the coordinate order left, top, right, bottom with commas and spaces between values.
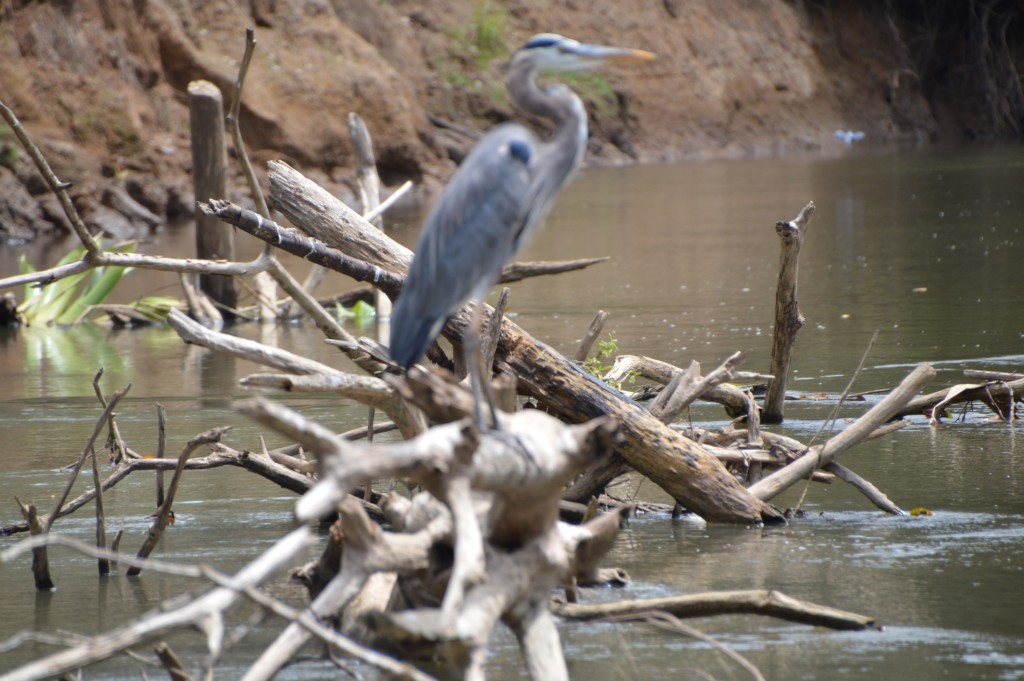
892, 374, 1024, 422
763, 201, 815, 424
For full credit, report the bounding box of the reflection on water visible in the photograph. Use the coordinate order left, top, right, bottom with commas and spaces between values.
2, 145, 1024, 680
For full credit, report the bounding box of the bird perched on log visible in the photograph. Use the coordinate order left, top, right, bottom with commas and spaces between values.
389, 33, 654, 426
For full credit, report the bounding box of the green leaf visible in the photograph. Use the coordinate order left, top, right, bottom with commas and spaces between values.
352, 299, 376, 326
58, 263, 128, 324
129, 296, 181, 321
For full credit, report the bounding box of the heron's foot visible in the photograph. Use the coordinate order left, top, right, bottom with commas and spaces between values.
478, 420, 536, 464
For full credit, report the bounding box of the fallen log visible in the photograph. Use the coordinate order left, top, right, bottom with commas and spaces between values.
748, 364, 935, 502
891, 375, 1024, 422
553, 589, 878, 631
263, 164, 782, 524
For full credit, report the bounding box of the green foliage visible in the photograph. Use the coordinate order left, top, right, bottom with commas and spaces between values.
0, 124, 17, 167
436, 0, 510, 97
18, 241, 135, 326
583, 333, 635, 390
470, 1, 507, 68
1, 143, 17, 166
118, 296, 182, 323
334, 299, 377, 330
451, 0, 509, 70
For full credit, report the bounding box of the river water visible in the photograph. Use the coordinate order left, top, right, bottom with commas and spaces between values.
1, 144, 1023, 680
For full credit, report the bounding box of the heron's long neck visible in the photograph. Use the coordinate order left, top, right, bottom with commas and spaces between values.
506, 62, 588, 176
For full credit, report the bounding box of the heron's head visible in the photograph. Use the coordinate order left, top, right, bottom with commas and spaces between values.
515, 33, 655, 72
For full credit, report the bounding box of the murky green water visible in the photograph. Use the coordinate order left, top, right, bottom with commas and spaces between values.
2, 144, 1023, 679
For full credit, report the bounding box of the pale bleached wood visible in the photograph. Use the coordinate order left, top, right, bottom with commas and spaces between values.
553, 588, 877, 630
893, 375, 1024, 421
604, 353, 754, 418
748, 364, 935, 501
269, 160, 413, 274
650, 351, 748, 424
240, 497, 450, 681
348, 112, 393, 334
1, 528, 313, 681
824, 462, 904, 515
239, 372, 425, 440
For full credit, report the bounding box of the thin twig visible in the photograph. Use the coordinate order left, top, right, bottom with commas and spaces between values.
227, 27, 269, 219
793, 330, 878, 512
45, 386, 130, 533
643, 611, 766, 681
128, 426, 232, 575
0, 98, 101, 255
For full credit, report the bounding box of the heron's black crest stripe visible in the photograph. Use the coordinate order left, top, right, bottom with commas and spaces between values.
508, 140, 531, 164
523, 36, 560, 50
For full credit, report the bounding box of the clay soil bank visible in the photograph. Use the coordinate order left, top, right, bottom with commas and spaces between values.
0, 0, 1020, 241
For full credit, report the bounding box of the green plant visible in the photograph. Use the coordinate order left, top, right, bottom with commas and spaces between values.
583, 333, 635, 389
470, 1, 507, 68
18, 241, 135, 326
334, 299, 376, 330
0, 123, 17, 167
0, 142, 17, 167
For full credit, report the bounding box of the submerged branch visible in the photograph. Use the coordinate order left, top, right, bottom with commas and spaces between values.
553, 589, 878, 630
1, 528, 314, 681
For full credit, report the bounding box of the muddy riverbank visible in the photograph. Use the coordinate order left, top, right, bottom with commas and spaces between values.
0, 0, 1020, 242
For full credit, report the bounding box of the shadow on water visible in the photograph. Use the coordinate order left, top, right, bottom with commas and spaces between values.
2, 145, 1024, 679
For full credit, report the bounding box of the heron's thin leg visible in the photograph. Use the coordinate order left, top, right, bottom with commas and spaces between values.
464, 299, 500, 430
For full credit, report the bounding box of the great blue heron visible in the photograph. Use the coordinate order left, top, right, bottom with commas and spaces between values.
389, 33, 654, 425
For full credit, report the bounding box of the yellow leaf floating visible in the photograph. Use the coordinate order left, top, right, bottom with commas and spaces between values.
910, 507, 933, 516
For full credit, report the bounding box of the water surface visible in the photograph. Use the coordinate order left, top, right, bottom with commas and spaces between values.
2, 145, 1023, 679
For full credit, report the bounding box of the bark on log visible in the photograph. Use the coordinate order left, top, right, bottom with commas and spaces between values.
266, 165, 782, 524
763, 202, 815, 424
573, 310, 609, 361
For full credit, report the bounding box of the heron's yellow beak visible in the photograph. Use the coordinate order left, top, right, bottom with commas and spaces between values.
609, 48, 656, 63
571, 43, 656, 64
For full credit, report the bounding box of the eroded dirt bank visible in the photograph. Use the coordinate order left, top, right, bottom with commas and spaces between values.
0, 0, 1019, 241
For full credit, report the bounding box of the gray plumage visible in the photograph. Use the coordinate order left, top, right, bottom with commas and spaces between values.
389, 34, 653, 369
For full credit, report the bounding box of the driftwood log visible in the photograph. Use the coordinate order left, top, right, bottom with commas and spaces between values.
261, 162, 782, 524
554, 589, 878, 630
236, 395, 623, 681
892, 374, 1024, 422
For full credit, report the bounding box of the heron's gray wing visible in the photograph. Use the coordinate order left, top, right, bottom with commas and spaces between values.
389, 124, 539, 368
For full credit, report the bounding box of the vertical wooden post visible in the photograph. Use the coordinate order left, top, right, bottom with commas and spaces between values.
762, 201, 815, 424
188, 80, 237, 316
16, 499, 55, 590
348, 113, 391, 328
